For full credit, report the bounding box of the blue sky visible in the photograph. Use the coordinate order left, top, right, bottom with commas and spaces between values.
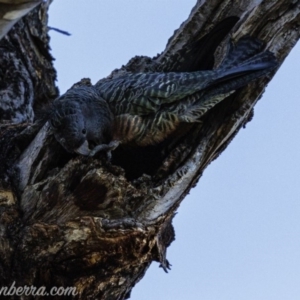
49, 1, 300, 299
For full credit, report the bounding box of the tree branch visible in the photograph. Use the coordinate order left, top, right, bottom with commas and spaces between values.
0, 0, 43, 40
0, 0, 299, 299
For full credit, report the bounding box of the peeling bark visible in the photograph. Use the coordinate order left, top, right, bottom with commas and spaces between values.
0, 0, 43, 40
0, 0, 299, 299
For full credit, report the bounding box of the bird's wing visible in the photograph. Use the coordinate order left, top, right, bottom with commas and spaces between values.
95, 36, 277, 118
95, 71, 215, 116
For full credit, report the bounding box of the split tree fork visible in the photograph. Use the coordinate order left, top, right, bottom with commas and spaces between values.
0, 1, 299, 299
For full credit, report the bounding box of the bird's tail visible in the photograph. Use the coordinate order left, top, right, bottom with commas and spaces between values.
219, 36, 265, 69
213, 36, 278, 85
178, 37, 278, 122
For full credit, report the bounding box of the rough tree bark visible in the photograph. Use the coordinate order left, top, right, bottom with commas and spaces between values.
0, 0, 299, 299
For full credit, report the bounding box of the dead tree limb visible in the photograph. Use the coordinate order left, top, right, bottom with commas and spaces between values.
0, 0, 43, 40
0, 0, 299, 299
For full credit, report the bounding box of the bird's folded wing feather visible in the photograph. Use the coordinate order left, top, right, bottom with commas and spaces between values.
95, 71, 215, 116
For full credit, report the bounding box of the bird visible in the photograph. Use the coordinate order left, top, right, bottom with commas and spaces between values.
49, 36, 278, 157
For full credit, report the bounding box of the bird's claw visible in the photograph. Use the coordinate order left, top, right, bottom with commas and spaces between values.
89, 140, 120, 158
159, 260, 172, 273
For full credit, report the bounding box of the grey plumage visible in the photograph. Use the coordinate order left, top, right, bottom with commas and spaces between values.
49, 35, 278, 156
50, 88, 113, 155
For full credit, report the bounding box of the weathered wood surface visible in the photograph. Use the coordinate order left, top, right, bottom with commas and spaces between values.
0, 0, 43, 40
0, 0, 299, 299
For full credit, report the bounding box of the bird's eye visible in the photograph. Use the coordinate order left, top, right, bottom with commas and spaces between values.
82, 129, 87, 134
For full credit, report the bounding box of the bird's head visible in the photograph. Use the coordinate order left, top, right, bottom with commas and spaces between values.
50, 99, 90, 155
49, 86, 113, 156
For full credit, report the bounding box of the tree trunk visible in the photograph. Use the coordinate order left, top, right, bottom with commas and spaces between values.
0, 0, 299, 299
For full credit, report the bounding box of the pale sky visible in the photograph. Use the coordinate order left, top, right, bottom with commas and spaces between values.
49, 1, 300, 299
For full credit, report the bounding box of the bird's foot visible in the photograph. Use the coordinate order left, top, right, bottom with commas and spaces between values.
89, 140, 120, 158
159, 260, 172, 273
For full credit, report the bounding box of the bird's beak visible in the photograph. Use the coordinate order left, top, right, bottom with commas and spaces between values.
74, 140, 91, 156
